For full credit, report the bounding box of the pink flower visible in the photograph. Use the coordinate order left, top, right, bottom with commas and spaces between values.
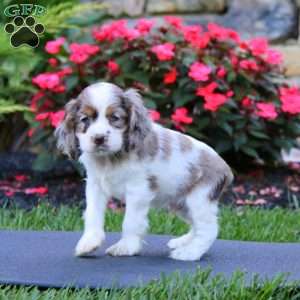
92, 23, 113, 42
71, 42, 99, 54
182, 25, 210, 49
230, 53, 239, 67
48, 58, 58, 67
30, 91, 45, 111
107, 60, 120, 75
196, 82, 229, 112
254, 199, 267, 205
182, 25, 201, 41
195, 33, 211, 49
4, 190, 15, 197
188, 62, 211, 81
196, 82, 218, 96
69, 43, 100, 64
57, 67, 73, 77
164, 16, 183, 29
203, 93, 228, 112
164, 67, 177, 84
280, 86, 300, 115
27, 128, 35, 137
226, 90, 234, 98
171, 107, 193, 124
217, 66, 227, 78
248, 37, 268, 56
92, 19, 140, 42
136, 18, 155, 34
151, 43, 175, 61
32, 73, 60, 90
35, 111, 65, 128
125, 28, 140, 41
15, 175, 28, 182
264, 49, 283, 65
241, 97, 252, 108
52, 84, 66, 93
207, 23, 240, 43
240, 59, 259, 71
69, 53, 87, 64
50, 110, 65, 127
255, 102, 278, 120
35, 112, 50, 122
45, 37, 65, 54
25, 187, 48, 195
248, 37, 283, 65
149, 110, 160, 121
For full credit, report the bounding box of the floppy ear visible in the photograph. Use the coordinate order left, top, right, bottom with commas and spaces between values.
123, 88, 151, 150
55, 98, 81, 160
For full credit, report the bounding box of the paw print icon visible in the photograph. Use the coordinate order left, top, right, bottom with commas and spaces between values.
4, 16, 44, 48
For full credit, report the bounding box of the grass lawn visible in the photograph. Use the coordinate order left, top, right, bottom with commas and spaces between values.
0, 204, 300, 299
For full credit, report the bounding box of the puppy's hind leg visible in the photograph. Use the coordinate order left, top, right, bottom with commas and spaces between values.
167, 209, 194, 249
170, 186, 218, 261
167, 229, 194, 249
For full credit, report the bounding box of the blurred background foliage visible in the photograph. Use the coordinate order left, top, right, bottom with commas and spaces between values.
0, 0, 108, 152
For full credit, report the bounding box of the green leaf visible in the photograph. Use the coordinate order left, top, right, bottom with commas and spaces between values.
233, 132, 247, 150
196, 117, 210, 130
172, 90, 195, 107
235, 119, 247, 130
65, 75, 79, 91
227, 71, 236, 83
249, 130, 270, 139
241, 146, 259, 158
123, 72, 149, 85
0, 99, 30, 114
221, 122, 233, 136
33, 152, 57, 172
178, 78, 191, 89
182, 51, 197, 67
215, 139, 232, 153
143, 98, 157, 109
185, 127, 205, 139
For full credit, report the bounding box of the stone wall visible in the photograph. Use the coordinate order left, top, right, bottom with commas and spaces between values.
83, 0, 300, 82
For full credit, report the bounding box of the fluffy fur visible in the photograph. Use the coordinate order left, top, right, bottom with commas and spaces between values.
55, 82, 233, 261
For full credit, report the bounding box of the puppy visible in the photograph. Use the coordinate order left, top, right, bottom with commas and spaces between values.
55, 82, 233, 261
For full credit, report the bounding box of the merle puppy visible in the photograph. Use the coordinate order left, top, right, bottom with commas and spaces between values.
55, 82, 233, 261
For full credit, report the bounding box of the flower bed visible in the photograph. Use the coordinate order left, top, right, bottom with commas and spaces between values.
28, 16, 300, 165
1, 152, 300, 210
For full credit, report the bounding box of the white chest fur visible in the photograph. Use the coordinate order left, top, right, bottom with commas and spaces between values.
80, 153, 146, 200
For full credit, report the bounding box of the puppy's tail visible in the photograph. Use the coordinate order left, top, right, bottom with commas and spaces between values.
209, 167, 233, 201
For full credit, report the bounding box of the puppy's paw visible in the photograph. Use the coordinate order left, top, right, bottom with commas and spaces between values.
106, 236, 142, 256
75, 232, 104, 257
167, 233, 193, 249
169, 244, 206, 261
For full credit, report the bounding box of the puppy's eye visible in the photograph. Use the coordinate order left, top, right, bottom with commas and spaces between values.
80, 116, 89, 123
110, 114, 121, 122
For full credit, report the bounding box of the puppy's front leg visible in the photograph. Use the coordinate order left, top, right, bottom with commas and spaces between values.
75, 176, 108, 256
106, 184, 153, 256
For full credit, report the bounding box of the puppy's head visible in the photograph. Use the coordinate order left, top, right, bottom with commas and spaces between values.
55, 82, 151, 159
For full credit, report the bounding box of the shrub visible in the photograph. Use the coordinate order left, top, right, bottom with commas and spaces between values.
29, 17, 300, 165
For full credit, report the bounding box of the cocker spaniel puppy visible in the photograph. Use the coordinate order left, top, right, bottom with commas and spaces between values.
55, 82, 233, 261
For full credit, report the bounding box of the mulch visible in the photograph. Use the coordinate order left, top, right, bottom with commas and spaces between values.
0, 152, 300, 210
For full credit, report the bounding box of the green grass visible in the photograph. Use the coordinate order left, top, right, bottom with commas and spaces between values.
1, 204, 300, 242
1, 204, 300, 299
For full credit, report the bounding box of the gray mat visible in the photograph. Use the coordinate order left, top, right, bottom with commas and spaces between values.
0, 230, 299, 288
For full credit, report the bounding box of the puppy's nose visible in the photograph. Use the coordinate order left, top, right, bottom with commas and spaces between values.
93, 135, 106, 146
